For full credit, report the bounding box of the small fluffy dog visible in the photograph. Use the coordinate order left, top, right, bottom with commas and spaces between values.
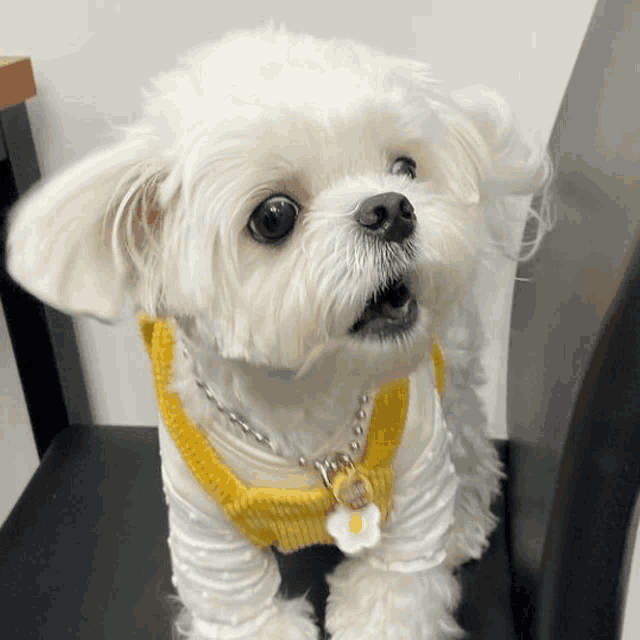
6, 26, 551, 640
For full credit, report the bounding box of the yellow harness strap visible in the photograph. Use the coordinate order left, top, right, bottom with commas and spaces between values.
138, 314, 444, 552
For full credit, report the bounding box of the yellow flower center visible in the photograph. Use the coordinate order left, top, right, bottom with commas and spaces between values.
349, 513, 363, 535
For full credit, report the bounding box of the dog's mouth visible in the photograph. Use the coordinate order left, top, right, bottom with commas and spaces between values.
349, 276, 418, 338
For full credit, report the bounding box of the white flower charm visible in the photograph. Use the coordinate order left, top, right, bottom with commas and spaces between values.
326, 502, 381, 555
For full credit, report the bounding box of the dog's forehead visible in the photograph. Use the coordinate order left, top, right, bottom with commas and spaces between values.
147, 30, 441, 176
243, 107, 422, 174
186, 30, 434, 117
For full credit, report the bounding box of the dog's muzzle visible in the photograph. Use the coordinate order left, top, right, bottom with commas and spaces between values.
349, 275, 418, 338
355, 192, 416, 243
349, 192, 418, 338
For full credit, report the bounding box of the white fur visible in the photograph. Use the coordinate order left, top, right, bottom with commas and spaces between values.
6, 25, 551, 639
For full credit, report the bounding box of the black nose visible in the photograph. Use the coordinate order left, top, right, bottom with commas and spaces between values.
355, 192, 416, 243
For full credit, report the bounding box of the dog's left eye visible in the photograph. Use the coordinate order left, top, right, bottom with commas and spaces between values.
248, 195, 300, 244
390, 157, 417, 180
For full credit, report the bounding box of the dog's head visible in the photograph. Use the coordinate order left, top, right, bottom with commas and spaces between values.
7, 26, 550, 376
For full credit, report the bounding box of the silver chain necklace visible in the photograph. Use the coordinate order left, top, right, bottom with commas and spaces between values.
181, 341, 372, 488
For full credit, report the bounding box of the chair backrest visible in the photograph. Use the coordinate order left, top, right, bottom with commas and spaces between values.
536, 230, 640, 639
498, 2, 640, 636
0, 99, 89, 458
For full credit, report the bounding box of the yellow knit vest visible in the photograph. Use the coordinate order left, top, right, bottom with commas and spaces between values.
138, 314, 444, 553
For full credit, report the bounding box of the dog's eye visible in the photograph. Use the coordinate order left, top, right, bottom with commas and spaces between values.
390, 157, 417, 180
248, 195, 300, 244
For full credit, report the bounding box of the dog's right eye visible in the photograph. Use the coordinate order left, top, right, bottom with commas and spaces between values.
390, 156, 417, 180
248, 195, 300, 244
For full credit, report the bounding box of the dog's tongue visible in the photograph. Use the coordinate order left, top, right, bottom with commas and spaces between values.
349, 277, 415, 334
377, 280, 411, 319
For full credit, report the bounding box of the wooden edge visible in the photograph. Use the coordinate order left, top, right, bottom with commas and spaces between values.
0, 57, 36, 111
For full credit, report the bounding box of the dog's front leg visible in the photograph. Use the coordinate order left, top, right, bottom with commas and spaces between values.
325, 555, 462, 640
159, 431, 319, 640
325, 409, 465, 640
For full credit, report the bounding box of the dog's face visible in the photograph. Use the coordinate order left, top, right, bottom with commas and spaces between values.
6, 27, 549, 379
116, 30, 496, 372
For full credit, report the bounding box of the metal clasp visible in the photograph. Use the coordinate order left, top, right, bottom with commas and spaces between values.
314, 453, 354, 489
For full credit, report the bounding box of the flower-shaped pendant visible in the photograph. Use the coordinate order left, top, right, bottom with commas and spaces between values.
326, 502, 381, 555
324, 461, 381, 555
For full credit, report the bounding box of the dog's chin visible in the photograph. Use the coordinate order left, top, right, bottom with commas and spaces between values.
292, 290, 426, 385
348, 275, 419, 340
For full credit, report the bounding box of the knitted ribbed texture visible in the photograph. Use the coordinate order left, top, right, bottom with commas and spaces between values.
138, 314, 443, 552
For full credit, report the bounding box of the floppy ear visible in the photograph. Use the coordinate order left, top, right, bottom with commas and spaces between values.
451, 84, 553, 258
6, 137, 161, 320
451, 84, 551, 198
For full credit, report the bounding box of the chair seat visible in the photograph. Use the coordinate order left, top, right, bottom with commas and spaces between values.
0, 426, 515, 639
0, 426, 174, 639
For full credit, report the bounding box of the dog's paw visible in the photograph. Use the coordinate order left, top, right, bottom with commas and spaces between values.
256, 596, 320, 640
325, 557, 463, 640
177, 596, 319, 640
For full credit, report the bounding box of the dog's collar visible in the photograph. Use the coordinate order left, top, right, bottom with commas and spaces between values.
138, 313, 445, 553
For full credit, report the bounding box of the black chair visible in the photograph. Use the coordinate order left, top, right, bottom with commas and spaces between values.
533, 233, 640, 639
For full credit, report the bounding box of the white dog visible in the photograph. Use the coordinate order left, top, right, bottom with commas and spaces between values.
6, 26, 551, 640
